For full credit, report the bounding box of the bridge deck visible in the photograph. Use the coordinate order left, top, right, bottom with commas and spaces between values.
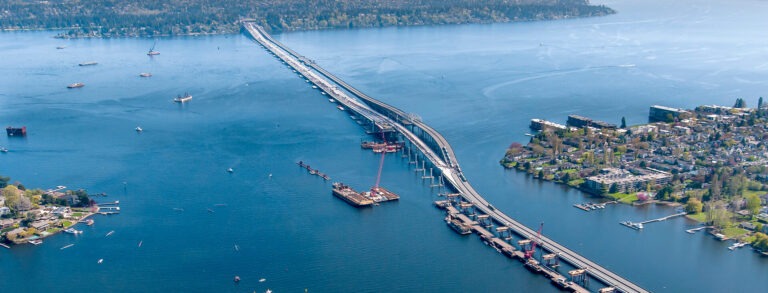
244, 22, 648, 293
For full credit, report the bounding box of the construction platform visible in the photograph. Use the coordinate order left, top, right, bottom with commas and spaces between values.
332, 183, 373, 207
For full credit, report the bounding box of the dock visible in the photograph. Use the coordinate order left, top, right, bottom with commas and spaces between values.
622, 212, 687, 230
298, 161, 331, 180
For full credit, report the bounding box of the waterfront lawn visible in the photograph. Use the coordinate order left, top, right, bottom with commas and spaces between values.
607, 192, 637, 204
723, 227, 749, 239
62, 220, 73, 227
688, 212, 707, 222
45, 228, 59, 234
71, 212, 83, 218
567, 179, 584, 187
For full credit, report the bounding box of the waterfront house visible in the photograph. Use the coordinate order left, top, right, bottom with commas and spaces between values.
0, 206, 10, 217
0, 218, 14, 229
29, 221, 50, 232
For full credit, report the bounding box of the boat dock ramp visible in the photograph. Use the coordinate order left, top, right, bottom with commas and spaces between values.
621, 212, 687, 230
573, 202, 607, 212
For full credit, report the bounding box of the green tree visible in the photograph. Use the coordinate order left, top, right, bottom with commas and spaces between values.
752, 233, 768, 251
685, 198, 703, 213
759, 96, 764, 109
0, 176, 9, 188
734, 98, 746, 108
620, 116, 626, 129
746, 193, 762, 215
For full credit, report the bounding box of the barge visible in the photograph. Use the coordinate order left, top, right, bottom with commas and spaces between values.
6, 126, 26, 136
332, 183, 373, 207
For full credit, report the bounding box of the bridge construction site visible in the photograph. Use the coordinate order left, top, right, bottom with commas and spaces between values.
243, 22, 648, 293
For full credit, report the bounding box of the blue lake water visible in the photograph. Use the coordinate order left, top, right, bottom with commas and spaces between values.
2, 0, 767, 292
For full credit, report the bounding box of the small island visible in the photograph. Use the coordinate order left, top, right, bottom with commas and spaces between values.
0, 176, 106, 247
500, 98, 768, 254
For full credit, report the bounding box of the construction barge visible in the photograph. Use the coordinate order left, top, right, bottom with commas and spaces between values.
332, 183, 374, 207
6, 126, 26, 137
361, 186, 400, 202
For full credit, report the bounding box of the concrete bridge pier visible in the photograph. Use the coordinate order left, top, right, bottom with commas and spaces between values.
542, 253, 560, 268
569, 268, 589, 288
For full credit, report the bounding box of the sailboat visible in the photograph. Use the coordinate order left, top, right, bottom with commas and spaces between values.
147, 41, 160, 56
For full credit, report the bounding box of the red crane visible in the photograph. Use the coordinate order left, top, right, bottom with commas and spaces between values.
525, 222, 544, 259
372, 131, 386, 193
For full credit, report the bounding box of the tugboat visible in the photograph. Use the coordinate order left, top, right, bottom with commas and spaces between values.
67, 83, 85, 89
173, 93, 193, 103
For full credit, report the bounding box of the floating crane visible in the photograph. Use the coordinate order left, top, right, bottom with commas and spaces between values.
525, 222, 544, 259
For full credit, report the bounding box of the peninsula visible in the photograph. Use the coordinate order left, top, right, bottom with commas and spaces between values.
0, 0, 614, 38
0, 176, 106, 247
501, 99, 768, 253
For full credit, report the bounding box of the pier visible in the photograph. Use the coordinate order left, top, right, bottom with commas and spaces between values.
244, 22, 648, 293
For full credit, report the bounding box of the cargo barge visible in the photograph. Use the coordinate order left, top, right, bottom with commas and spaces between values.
332, 183, 373, 207
6, 126, 26, 137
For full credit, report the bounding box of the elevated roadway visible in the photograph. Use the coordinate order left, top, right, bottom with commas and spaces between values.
244, 22, 648, 293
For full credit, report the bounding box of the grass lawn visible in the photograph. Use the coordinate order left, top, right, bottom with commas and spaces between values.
567, 179, 584, 187
607, 192, 637, 204
687, 212, 707, 222
723, 227, 749, 238
45, 228, 59, 234
62, 220, 73, 227
72, 212, 83, 218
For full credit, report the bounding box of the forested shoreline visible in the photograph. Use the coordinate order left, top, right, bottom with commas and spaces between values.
0, 0, 614, 38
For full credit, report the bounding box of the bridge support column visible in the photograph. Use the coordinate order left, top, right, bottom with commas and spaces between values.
569, 268, 589, 288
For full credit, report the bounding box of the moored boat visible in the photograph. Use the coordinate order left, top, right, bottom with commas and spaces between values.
28, 239, 43, 245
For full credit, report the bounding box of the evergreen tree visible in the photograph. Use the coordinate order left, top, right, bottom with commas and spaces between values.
620, 116, 626, 129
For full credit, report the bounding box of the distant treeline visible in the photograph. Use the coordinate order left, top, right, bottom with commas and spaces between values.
0, 0, 614, 38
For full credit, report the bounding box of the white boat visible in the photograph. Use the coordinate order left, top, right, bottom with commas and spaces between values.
60, 244, 74, 250
1, 147, 8, 153
328, 98, 335, 103
173, 93, 193, 103
139, 72, 152, 77
105, 230, 114, 237
337, 105, 345, 111
227, 168, 234, 173
259, 278, 266, 282
28, 239, 43, 245
64, 228, 83, 234
312, 85, 318, 89
321, 92, 327, 95
98, 258, 104, 264
135, 126, 143, 132
138, 241, 143, 247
